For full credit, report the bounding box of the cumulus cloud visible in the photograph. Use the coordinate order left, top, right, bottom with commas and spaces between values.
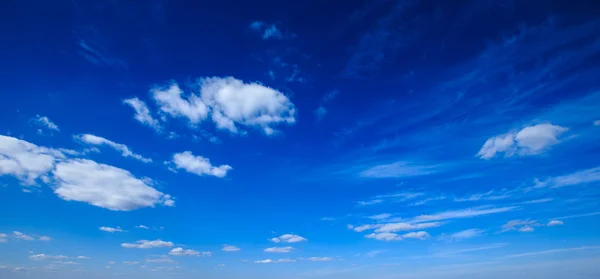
99, 226, 124, 233
121, 239, 174, 249
12, 231, 34, 241
53, 159, 174, 211
270, 234, 307, 243
75, 134, 151, 163
254, 258, 296, 264
547, 220, 564, 226
264, 246, 294, 253
170, 151, 232, 178
32, 115, 59, 132
222, 245, 240, 252
168, 247, 202, 256
29, 254, 69, 260
477, 123, 568, 159
151, 78, 296, 135
0, 135, 64, 185
123, 97, 161, 131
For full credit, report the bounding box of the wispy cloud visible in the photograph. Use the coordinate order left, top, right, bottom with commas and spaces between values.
359, 161, 441, 178
414, 206, 519, 222
315, 90, 340, 122
501, 246, 600, 258
32, 115, 59, 134
75, 134, 152, 163
249, 21, 288, 40
78, 40, 126, 68
443, 229, 485, 241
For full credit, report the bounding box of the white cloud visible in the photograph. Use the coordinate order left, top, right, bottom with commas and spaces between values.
446, 229, 485, 240
270, 234, 307, 243
168, 247, 201, 256
29, 254, 69, 260
264, 246, 294, 253
314, 106, 327, 121
359, 161, 439, 178
0, 135, 65, 185
99, 226, 124, 233
365, 231, 430, 241
145, 256, 175, 263
356, 199, 383, 207
76, 256, 90, 260
414, 206, 519, 222
123, 261, 139, 265
75, 134, 151, 163
254, 258, 295, 264
477, 123, 568, 159
367, 213, 392, 220
548, 167, 600, 188
0, 233, 7, 243
594, 120, 600, 126
169, 151, 232, 178
12, 231, 34, 241
547, 220, 564, 226
375, 222, 443, 233
501, 246, 600, 258
307, 257, 334, 262
401, 231, 431, 240
38, 236, 51, 241
501, 220, 540, 232
33, 115, 59, 132
222, 245, 240, 252
136, 225, 149, 229
123, 97, 161, 131
152, 84, 209, 124
454, 190, 511, 202
121, 239, 174, 249
53, 159, 174, 211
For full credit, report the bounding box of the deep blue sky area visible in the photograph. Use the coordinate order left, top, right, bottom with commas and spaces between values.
1, 1, 600, 278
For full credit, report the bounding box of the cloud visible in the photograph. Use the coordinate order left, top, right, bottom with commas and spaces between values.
121, 239, 174, 249
264, 246, 294, 253
75, 134, 151, 163
222, 245, 240, 252
76, 256, 90, 260
151, 78, 296, 135
29, 254, 69, 260
365, 231, 430, 241
374, 222, 443, 233
315, 90, 340, 121
501, 246, 600, 258
359, 161, 440, 178
270, 234, 307, 243
547, 220, 564, 226
356, 199, 384, 207
249, 21, 283, 40
169, 151, 232, 178
99, 226, 124, 233
12, 231, 34, 241
123, 261, 139, 265
315, 106, 328, 122
52, 159, 174, 211
547, 166, 600, 188
32, 115, 59, 132
38, 236, 51, 241
414, 206, 519, 222
454, 190, 511, 202
123, 97, 161, 132
501, 220, 540, 232
367, 213, 392, 220
168, 247, 202, 256
307, 257, 334, 262
254, 258, 296, 264
446, 229, 485, 240
0, 135, 65, 185
594, 120, 600, 126
477, 123, 568, 159
0, 233, 7, 243
145, 256, 175, 263
136, 225, 149, 229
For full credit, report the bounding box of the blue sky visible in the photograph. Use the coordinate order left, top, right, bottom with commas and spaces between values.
1, 0, 600, 278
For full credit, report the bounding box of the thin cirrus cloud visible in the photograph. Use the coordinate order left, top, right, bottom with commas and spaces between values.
222, 245, 241, 252
359, 161, 441, 178
477, 123, 568, 159
74, 134, 152, 163
365, 231, 430, 241
121, 239, 174, 249
249, 21, 283, 40
29, 254, 69, 260
445, 229, 485, 241
32, 115, 60, 133
254, 258, 296, 264
169, 151, 232, 178
122, 97, 162, 132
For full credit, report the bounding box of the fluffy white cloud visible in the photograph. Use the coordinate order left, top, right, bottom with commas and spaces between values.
151, 78, 296, 135
270, 234, 307, 243
168, 247, 202, 256
222, 245, 240, 252
75, 134, 151, 163
53, 159, 174, 211
264, 246, 294, 253
33, 115, 59, 132
99, 226, 124, 233
0, 135, 64, 185
121, 239, 174, 249
29, 254, 69, 260
307, 257, 334, 262
170, 151, 232, 178
12, 231, 34, 241
477, 123, 568, 159
254, 258, 295, 264
547, 220, 564, 226
123, 97, 161, 131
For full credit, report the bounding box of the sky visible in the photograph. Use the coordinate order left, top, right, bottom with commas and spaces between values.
1, 0, 600, 278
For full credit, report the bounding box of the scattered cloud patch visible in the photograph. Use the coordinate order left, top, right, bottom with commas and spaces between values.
254, 258, 296, 264
270, 234, 307, 243
264, 246, 294, 253
594, 120, 600, 126
38, 236, 51, 241
75, 134, 151, 163
445, 229, 485, 241
121, 239, 174, 249
502, 246, 600, 258
365, 231, 430, 241
135, 225, 149, 229
454, 190, 511, 202
169, 151, 232, 178
168, 247, 202, 256
315, 90, 339, 121
12, 231, 34, 241
53, 159, 174, 211
477, 123, 568, 159
123, 97, 161, 132
0, 233, 7, 243
123, 261, 139, 265
99, 226, 124, 233
0, 135, 64, 185
367, 213, 392, 220
414, 206, 519, 222
359, 161, 440, 178
32, 115, 59, 133
501, 220, 540, 232
222, 245, 240, 252
307, 257, 334, 262
76, 256, 90, 260
249, 21, 284, 40
29, 254, 69, 260
547, 220, 564, 226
